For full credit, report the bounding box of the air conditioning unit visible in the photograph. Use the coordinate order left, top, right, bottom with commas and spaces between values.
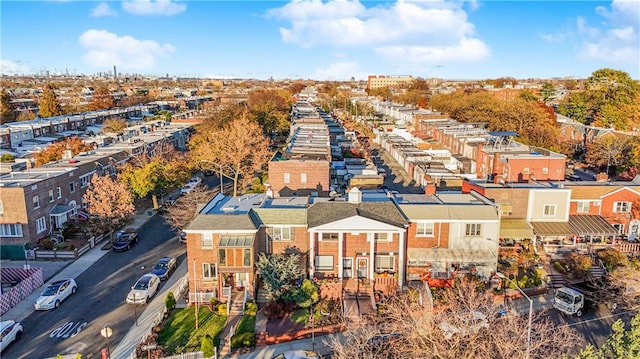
272, 236, 281, 241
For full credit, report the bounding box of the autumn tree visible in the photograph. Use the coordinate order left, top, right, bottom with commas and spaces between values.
189, 114, 271, 196
584, 134, 634, 175
34, 137, 94, 166
88, 85, 115, 111
162, 185, 217, 232
16, 110, 36, 121
0, 89, 17, 124
247, 88, 293, 135
328, 278, 577, 359
83, 173, 135, 236
101, 118, 128, 134
38, 84, 64, 118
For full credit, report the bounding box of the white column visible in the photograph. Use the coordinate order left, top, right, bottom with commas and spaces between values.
398, 231, 405, 288
369, 232, 375, 279
309, 231, 315, 278
338, 231, 344, 278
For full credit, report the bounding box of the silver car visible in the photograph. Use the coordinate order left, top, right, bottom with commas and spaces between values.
126, 273, 160, 304
34, 278, 77, 310
0, 320, 23, 352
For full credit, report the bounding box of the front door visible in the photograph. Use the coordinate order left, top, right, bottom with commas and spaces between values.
356, 257, 368, 278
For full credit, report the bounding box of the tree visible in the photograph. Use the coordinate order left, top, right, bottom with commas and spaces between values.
540, 82, 556, 103
101, 118, 128, 134
38, 84, 64, 118
574, 313, 640, 358
201, 334, 215, 358
247, 88, 293, 135
328, 278, 578, 359
255, 253, 303, 301
16, 110, 36, 121
88, 85, 115, 111
584, 134, 634, 175
34, 137, 94, 166
162, 185, 217, 232
0, 89, 17, 124
83, 173, 135, 235
189, 114, 271, 196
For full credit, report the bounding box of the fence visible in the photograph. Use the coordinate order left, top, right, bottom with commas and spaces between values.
160, 351, 206, 359
0, 267, 43, 315
34, 231, 112, 260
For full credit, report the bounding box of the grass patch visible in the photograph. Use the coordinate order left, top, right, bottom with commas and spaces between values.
231, 315, 256, 349
157, 305, 227, 354
236, 315, 256, 333
290, 308, 309, 325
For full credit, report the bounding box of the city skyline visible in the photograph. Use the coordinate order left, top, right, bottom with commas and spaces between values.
1, 0, 638, 80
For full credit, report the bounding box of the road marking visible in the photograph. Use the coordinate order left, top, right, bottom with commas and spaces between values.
49, 321, 88, 339
560, 310, 635, 327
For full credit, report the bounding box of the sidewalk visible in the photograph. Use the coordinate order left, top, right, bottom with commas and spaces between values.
499, 291, 555, 318
228, 333, 345, 359
1, 207, 157, 324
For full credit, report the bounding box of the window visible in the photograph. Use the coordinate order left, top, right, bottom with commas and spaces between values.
49, 190, 55, 202
315, 255, 334, 271
202, 263, 216, 280
543, 204, 556, 216
343, 258, 353, 278
374, 233, 391, 242
69, 182, 75, 193
218, 249, 227, 266
577, 201, 590, 213
0, 200, 3, 215
522, 167, 530, 174
300, 173, 307, 184
613, 201, 631, 213
243, 248, 251, 267
36, 217, 47, 234
542, 167, 549, 174
0, 224, 23, 237
465, 223, 482, 236
56, 187, 62, 199
416, 222, 434, 236
321, 232, 339, 241
80, 173, 92, 188
270, 226, 291, 241
500, 203, 513, 215
33, 195, 40, 210
202, 233, 213, 249
283, 173, 290, 184
375, 254, 395, 272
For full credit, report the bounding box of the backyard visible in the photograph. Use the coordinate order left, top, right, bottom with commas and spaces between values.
154, 305, 227, 356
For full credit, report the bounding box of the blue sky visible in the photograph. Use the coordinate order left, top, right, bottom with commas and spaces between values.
1, 0, 638, 80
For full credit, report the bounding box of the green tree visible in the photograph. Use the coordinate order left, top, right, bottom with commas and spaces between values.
201, 334, 215, 357
255, 253, 303, 301
165, 292, 176, 311
540, 82, 556, 103
0, 89, 17, 124
575, 314, 640, 358
38, 84, 64, 118
281, 278, 319, 309
83, 173, 135, 235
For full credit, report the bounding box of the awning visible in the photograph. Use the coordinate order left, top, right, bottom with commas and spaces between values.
219, 235, 254, 247
500, 219, 534, 239
530, 221, 576, 237
50, 204, 74, 216
569, 215, 617, 236
407, 248, 496, 264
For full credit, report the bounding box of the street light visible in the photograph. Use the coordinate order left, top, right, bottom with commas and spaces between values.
496, 272, 532, 359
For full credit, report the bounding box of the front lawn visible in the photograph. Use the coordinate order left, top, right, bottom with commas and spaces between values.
157, 305, 227, 354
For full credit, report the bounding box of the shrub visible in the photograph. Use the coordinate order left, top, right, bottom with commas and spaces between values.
218, 303, 228, 316
230, 332, 255, 349
597, 248, 629, 272
165, 292, 176, 311
201, 334, 215, 357
563, 252, 592, 278
553, 261, 567, 274
0, 154, 15, 162
40, 238, 54, 250
244, 301, 258, 316
263, 300, 296, 319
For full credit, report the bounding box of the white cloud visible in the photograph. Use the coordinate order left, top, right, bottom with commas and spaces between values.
78, 30, 175, 70
269, 0, 489, 64
91, 2, 117, 17
377, 38, 490, 63
0, 60, 31, 75
540, 33, 566, 43
122, 0, 186, 16
577, 1, 639, 64
313, 61, 366, 81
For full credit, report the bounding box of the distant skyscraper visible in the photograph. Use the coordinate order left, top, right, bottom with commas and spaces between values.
114, 65, 117, 78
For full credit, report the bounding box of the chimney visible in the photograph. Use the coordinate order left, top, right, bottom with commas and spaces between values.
425, 181, 436, 196
348, 187, 362, 204
596, 172, 608, 182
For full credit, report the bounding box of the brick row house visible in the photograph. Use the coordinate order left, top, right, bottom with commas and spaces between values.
184, 187, 501, 302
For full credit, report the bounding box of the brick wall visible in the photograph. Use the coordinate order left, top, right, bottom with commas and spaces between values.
268, 160, 330, 197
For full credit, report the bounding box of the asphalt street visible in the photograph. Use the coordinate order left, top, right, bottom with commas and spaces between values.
4, 215, 186, 359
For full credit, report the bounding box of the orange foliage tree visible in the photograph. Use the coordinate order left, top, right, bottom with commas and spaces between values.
34, 137, 93, 166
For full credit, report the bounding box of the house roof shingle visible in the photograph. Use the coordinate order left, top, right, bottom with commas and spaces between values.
307, 201, 407, 229
186, 214, 257, 231
250, 208, 307, 226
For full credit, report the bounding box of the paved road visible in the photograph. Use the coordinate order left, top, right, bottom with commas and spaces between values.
4, 215, 186, 359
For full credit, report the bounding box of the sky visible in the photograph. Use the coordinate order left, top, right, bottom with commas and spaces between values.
1, 0, 638, 81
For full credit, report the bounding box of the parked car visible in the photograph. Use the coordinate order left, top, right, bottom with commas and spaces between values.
0, 320, 23, 352
151, 256, 177, 281
112, 229, 138, 251
126, 273, 160, 304
438, 311, 489, 339
271, 350, 320, 359
34, 278, 77, 310
178, 231, 187, 244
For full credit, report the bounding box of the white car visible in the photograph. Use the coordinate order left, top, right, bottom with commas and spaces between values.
34, 278, 77, 310
0, 320, 23, 352
438, 311, 489, 339
126, 273, 160, 304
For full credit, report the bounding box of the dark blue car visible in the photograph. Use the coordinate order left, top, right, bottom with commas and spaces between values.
112, 230, 138, 251
151, 256, 177, 280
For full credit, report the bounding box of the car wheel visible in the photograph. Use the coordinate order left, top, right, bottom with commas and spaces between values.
145, 296, 150, 303
127, 244, 131, 250
72, 286, 77, 294
55, 300, 60, 308
16, 330, 23, 340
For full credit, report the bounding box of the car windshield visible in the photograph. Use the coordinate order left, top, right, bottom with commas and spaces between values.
42, 284, 60, 296
154, 262, 168, 270
556, 290, 575, 304
134, 278, 150, 290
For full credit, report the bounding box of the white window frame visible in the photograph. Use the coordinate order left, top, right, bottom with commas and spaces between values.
343, 258, 353, 278
69, 182, 75, 193
542, 167, 549, 174
0, 200, 3, 215
416, 222, 434, 237
33, 195, 40, 210
374, 232, 391, 242
49, 190, 55, 203
543, 204, 556, 216
320, 232, 339, 241
0, 224, 23, 237
300, 173, 307, 184
80, 173, 93, 188
613, 201, 631, 213
202, 262, 217, 280
56, 186, 62, 199
522, 167, 530, 174
465, 223, 482, 236
315, 255, 334, 271
375, 254, 395, 272
576, 201, 590, 213
36, 217, 47, 234
270, 226, 291, 241
202, 233, 213, 249
283, 173, 290, 184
